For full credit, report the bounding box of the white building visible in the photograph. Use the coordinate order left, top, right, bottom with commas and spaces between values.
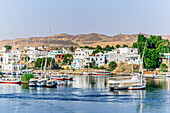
25, 46, 48, 62
72, 48, 106, 69
107, 47, 140, 64
1, 50, 24, 71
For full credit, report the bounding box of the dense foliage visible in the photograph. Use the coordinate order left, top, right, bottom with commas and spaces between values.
116, 45, 120, 48
123, 45, 128, 48
160, 63, 167, 72
63, 54, 73, 65
21, 73, 34, 83
93, 65, 99, 69
109, 61, 117, 71
4, 45, 12, 50
25, 56, 30, 62
103, 45, 114, 51
133, 34, 170, 70
35, 57, 57, 69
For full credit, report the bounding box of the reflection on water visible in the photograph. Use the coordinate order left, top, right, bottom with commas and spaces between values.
1, 75, 170, 112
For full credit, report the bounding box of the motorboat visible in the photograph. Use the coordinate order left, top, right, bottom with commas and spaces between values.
46, 80, 57, 88
29, 78, 38, 87
37, 79, 47, 87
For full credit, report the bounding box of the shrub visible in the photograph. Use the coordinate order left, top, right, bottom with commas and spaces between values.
109, 61, 117, 70
93, 65, 99, 69
99, 66, 105, 69
21, 73, 34, 83
160, 63, 166, 72
84, 65, 88, 69
121, 67, 126, 72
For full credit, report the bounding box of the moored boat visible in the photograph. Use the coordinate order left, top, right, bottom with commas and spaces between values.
37, 79, 47, 87
128, 85, 145, 90
0, 78, 22, 84
29, 78, 38, 87
46, 80, 57, 88
92, 71, 110, 76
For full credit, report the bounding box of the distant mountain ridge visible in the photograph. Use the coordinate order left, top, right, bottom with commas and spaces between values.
0, 33, 169, 49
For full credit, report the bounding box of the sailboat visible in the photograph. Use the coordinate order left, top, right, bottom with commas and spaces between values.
128, 40, 147, 90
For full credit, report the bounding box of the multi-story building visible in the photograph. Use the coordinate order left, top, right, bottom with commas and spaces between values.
25, 46, 48, 62
107, 47, 140, 64
72, 48, 106, 69
1, 50, 24, 71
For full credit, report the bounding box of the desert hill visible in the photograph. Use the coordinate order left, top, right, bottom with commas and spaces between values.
0, 33, 168, 50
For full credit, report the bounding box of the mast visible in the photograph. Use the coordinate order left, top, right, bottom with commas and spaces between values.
44, 28, 51, 78
26, 38, 29, 73
140, 39, 147, 85
168, 43, 169, 75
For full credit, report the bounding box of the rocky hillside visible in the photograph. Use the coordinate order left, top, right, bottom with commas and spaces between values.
0, 33, 168, 49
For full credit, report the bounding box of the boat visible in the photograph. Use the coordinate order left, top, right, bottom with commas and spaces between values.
81, 72, 90, 75
51, 74, 73, 81
29, 78, 38, 87
128, 85, 145, 90
92, 71, 110, 76
64, 74, 73, 80
37, 79, 47, 87
128, 40, 147, 90
0, 77, 22, 84
46, 80, 57, 88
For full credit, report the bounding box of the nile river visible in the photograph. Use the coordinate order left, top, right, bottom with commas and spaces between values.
0, 75, 170, 113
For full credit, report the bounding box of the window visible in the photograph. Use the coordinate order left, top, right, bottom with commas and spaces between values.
100, 58, 102, 60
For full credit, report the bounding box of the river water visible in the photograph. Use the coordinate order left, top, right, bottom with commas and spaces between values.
0, 75, 170, 113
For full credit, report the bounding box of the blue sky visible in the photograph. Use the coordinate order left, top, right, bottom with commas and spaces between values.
0, 0, 170, 40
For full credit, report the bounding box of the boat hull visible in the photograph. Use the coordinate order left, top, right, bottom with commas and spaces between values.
46, 85, 56, 88
0, 81, 22, 84
128, 86, 145, 90
29, 85, 37, 87
110, 86, 128, 91
92, 74, 109, 76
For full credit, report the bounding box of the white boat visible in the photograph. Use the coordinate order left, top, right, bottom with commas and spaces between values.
0, 77, 21, 84
128, 40, 147, 90
92, 71, 110, 76
29, 78, 38, 87
46, 80, 57, 88
37, 79, 47, 87
128, 85, 145, 90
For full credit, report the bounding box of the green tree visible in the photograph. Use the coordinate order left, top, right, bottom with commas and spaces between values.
99, 66, 105, 69
21, 73, 34, 84
84, 65, 88, 68
160, 63, 167, 72
25, 56, 30, 62
93, 65, 98, 69
116, 45, 120, 48
35, 57, 57, 69
132, 42, 137, 48
70, 46, 74, 52
123, 45, 128, 48
4, 45, 12, 51
92, 49, 100, 55
103, 45, 113, 51
97, 45, 102, 50
92, 59, 95, 67
63, 54, 73, 65
109, 61, 117, 70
